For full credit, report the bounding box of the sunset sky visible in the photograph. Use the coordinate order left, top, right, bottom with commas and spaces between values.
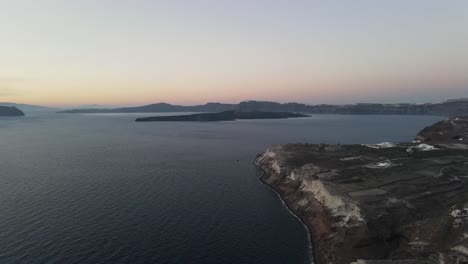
1, 0, 467, 107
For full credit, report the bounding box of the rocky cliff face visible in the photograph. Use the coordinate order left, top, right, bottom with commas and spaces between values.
256, 121, 468, 264
0, 106, 25, 116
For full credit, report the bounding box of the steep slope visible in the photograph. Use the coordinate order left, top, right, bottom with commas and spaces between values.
416, 116, 468, 142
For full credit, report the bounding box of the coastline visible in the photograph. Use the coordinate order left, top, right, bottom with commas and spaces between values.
254, 123, 468, 264
254, 149, 340, 264
256, 166, 315, 264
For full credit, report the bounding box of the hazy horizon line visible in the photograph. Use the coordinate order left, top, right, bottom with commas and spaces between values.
4, 97, 467, 109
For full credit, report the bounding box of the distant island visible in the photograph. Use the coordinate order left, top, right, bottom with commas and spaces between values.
59, 99, 468, 116
0, 102, 59, 113
135, 110, 308, 122
0, 106, 25, 117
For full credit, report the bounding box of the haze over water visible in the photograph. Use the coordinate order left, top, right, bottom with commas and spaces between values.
0, 113, 444, 264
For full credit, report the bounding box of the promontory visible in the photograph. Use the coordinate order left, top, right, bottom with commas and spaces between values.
256, 116, 468, 264
0, 106, 25, 116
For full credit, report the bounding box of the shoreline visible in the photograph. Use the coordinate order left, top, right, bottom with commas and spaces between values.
254, 122, 468, 264
255, 165, 316, 264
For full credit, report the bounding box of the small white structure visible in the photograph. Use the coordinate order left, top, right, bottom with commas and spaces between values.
377, 162, 392, 168
363, 142, 396, 149
407, 144, 437, 153
365, 160, 400, 169
452, 209, 462, 218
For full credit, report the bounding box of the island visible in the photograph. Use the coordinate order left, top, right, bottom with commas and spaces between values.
135, 110, 309, 122
256, 116, 468, 264
0, 106, 25, 116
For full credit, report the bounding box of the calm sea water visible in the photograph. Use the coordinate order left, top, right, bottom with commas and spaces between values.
0, 113, 444, 264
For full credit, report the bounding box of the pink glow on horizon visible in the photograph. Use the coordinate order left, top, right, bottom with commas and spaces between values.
1, 1, 467, 106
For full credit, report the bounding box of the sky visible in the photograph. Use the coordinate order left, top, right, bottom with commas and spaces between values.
1, 0, 467, 107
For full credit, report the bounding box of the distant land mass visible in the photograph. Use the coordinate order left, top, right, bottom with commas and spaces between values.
0, 106, 25, 116
59, 99, 468, 116
135, 110, 308, 122
60, 102, 237, 114
69, 104, 120, 109
0, 102, 60, 113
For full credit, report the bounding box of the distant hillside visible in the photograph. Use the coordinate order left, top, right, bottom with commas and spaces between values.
0, 106, 25, 116
70, 104, 117, 109
416, 116, 468, 142
0, 102, 60, 113
59, 99, 468, 116
59, 102, 237, 113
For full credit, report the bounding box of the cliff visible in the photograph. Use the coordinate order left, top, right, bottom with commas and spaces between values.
256, 117, 468, 264
135, 111, 308, 122
0, 106, 25, 116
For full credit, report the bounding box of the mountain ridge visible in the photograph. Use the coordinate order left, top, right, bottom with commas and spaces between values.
59, 99, 468, 116
0, 102, 60, 113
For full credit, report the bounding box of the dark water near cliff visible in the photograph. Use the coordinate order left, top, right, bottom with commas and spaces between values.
0, 113, 444, 264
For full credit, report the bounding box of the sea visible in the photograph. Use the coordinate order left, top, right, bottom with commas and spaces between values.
0, 112, 444, 264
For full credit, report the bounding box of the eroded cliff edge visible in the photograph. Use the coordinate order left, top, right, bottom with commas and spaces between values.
256, 117, 468, 264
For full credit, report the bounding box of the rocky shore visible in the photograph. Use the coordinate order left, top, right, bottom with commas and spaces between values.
255, 117, 468, 264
